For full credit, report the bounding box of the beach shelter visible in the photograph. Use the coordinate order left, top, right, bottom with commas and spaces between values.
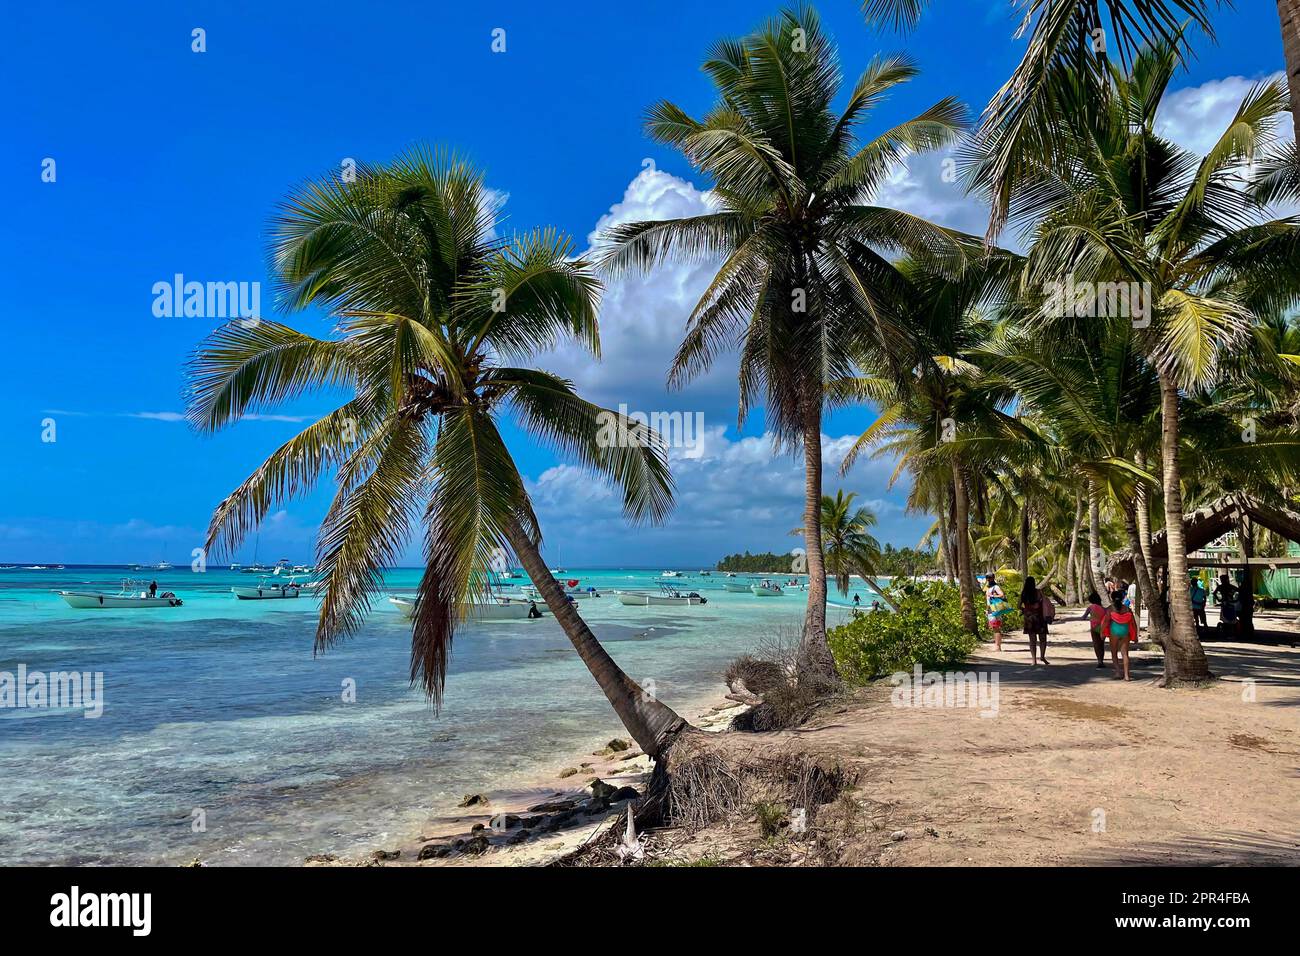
1106, 494, 1300, 639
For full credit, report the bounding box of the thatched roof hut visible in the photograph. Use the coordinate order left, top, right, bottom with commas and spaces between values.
1106, 494, 1300, 582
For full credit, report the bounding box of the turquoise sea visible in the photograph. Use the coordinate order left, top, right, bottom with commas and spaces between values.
0, 564, 875, 865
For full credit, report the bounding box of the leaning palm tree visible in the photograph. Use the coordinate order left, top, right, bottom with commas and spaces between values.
792, 490, 898, 610
185, 148, 692, 759
1004, 43, 1300, 681
600, 4, 968, 676
862, 1, 1226, 232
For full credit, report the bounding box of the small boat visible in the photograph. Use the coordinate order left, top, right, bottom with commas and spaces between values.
751, 580, 784, 597
24, 565, 48, 570
241, 565, 270, 574
291, 565, 314, 575
723, 581, 754, 593
153, 561, 173, 571
0, 565, 14, 571
618, 584, 707, 606
660, 570, 683, 578
698, 570, 712, 576
523, 584, 599, 600
56, 579, 183, 609
231, 577, 301, 600
389, 596, 537, 621
229, 563, 242, 571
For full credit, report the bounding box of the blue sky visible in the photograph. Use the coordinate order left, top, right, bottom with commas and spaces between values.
0, 0, 1284, 566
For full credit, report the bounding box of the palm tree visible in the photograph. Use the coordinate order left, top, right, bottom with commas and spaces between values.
839, 254, 1035, 635
792, 490, 898, 610
1005, 43, 1300, 681
862, 1, 1225, 232
599, 5, 968, 675
185, 148, 692, 759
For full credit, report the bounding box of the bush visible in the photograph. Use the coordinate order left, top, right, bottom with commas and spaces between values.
828, 580, 981, 685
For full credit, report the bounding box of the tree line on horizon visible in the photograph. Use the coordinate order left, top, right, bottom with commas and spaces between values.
184, 2, 1300, 768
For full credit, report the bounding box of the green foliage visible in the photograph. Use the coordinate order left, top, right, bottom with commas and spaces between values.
716, 551, 794, 572
875, 543, 939, 577
828, 580, 981, 685
754, 801, 789, 840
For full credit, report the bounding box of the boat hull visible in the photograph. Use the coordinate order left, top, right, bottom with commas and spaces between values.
751, 586, 783, 597
389, 597, 535, 621
723, 582, 753, 592
617, 592, 705, 606
58, 591, 180, 609
231, 585, 300, 600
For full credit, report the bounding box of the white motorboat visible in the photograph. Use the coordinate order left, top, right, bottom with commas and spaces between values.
56, 579, 183, 609
24, 566, 48, 570
228, 563, 242, 571
617, 584, 707, 606
231, 577, 301, 600
723, 581, 754, 593
153, 561, 173, 571
660, 570, 683, 578
389, 596, 537, 621
751, 580, 784, 597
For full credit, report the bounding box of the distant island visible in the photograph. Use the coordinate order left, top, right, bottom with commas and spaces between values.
715, 544, 939, 577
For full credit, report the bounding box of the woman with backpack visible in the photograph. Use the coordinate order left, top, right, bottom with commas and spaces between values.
1102, 588, 1136, 681
1020, 576, 1049, 666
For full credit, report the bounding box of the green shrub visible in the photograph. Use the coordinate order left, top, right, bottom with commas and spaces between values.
828, 580, 981, 685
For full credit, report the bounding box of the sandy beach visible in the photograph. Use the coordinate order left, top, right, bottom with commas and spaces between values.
332, 610, 1300, 867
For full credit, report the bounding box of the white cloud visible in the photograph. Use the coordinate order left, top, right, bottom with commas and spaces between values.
525, 427, 923, 565
1157, 71, 1291, 158
874, 146, 992, 239
534, 168, 740, 422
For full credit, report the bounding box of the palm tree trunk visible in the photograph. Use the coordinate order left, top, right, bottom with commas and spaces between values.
505, 519, 689, 758
944, 488, 958, 583
1157, 372, 1211, 683
1018, 501, 1030, 578
1124, 501, 1168, 645
1280, 0, 1300, 144
1065, 489, 1083, 604
1088, 479, 1106, 592
798, 400, 834, 676
1135, 450, 1154, 570
952, 457, 978, 634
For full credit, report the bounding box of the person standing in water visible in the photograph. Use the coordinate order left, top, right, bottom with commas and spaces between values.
984, 574, 1010, 652
1081, 590, 1107, 667
1102, 588, 1135, 681
1020, 576, 1049, 666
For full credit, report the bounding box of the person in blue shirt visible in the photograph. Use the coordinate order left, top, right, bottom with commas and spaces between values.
1189, 577, 1208, 635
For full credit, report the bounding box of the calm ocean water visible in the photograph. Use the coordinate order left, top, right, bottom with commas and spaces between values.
0, 564, 872, 865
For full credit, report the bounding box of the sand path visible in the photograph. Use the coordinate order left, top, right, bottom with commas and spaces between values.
786, 613, 1300, 865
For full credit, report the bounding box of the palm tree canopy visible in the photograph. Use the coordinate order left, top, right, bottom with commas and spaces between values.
792, 489, 883, 594
186, 147, 674, 704
862, 1, 1222, 234
600, 3, 973, 444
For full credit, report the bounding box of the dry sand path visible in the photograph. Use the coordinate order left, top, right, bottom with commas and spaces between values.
784, 613, 1300, 865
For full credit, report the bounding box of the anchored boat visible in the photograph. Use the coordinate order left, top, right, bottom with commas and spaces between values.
56, 579, 183, 609
231, 576, 301, 600
389, 596, 538, 621
617, 584, 707, 606
751, 580, 784, 597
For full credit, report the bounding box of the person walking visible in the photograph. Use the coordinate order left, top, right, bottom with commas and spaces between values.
1020, 576, 1049, 666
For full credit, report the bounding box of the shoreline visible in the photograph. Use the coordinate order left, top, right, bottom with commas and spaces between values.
303, 687, 749, 868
